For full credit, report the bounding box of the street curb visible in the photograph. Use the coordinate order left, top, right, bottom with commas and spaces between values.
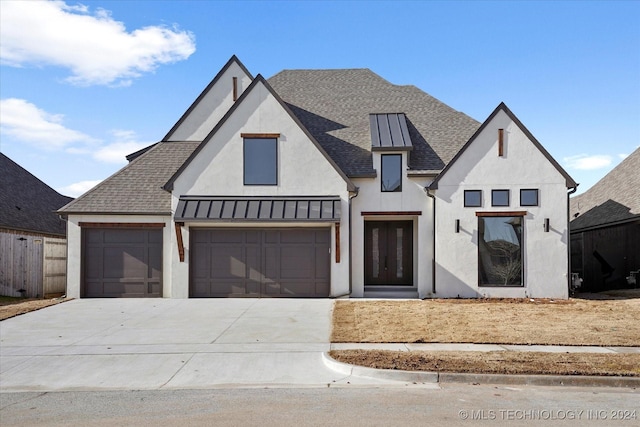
323, 353, 640, 388
322, 352, 439, 383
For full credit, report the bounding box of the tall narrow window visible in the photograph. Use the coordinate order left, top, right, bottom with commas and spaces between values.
381, 154, 402, 192
478, 216, 523, 287
244, 137, 277, 185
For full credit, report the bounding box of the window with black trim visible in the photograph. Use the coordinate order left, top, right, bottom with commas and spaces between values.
464, 190, 482, 207
492, 189, 510, 207
478, 216, 523, 287
244, 137, 277, 185
381, 154, 402, 192
520, 189, 539, 206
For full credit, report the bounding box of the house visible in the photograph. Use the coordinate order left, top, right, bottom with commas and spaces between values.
0, 153, 72, 297
58, 56, 576, 299
570, 148, 640, 292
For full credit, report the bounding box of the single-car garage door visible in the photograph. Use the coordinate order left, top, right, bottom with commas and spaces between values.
190, 228, 330, 297
82, 228, 162, 297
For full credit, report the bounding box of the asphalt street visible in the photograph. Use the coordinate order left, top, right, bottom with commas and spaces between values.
1, 384, 638, 426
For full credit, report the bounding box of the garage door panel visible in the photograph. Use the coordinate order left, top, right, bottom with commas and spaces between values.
104, 229, 146, 243
210, 246, 244, 278
315, 246, 330, 280
82, 228, 162, 298
148, 246, 162, 279
190, 228, 330, 297
103, 247, 147, 278
279, 246, 314, 279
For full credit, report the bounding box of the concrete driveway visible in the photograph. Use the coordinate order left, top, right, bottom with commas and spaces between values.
0, 299, 395, 392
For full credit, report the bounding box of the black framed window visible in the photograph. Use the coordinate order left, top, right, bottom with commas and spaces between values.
478, 216, 523, 287
244, 137, 277, 185
491, 189, 510, 207
381, 154, 402, 192
464, 190, 482, 207
520, 189, 539, 206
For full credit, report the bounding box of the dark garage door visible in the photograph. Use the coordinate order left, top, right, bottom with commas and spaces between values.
190, 228, 330, 297
83, 228, 162, 297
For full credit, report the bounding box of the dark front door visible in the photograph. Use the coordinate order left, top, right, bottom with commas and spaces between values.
365, 221, 413, 285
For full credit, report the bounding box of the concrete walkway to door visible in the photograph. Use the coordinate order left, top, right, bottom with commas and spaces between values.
0, 299, 399, 392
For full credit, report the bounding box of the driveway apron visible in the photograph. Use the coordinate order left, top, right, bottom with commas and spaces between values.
0, 299, 396, 391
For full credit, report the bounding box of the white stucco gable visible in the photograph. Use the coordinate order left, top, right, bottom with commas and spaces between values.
164, 55, 253, 142
428, 103, 576, 299
166, 75, 355, 197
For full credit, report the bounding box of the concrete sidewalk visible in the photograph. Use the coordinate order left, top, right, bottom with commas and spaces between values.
331, 342, 640, 354
0, 299, 404, 392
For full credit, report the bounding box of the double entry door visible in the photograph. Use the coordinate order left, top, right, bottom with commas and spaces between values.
364, 221, 413, 285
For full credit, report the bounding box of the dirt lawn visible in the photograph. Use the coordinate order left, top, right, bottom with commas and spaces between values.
0, 297, 68, 321
331, 291, 640, 376
331, 292, 640, 346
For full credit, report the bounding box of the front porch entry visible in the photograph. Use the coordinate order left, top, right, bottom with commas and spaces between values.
364, 220, 413, 286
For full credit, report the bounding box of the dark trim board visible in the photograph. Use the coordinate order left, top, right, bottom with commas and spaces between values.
79, 222, 166, 228
361, 211, 422, 216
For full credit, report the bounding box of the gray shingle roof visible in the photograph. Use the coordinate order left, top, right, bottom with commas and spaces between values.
59, 142, 199, 214
60, 66, 483, 214
0, 153, 73, 236
268, 69, 480, 176
570, 147, 640, 231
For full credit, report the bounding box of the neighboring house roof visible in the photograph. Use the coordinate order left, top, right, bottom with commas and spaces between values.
0, 153, 73, 236
570, 147, 640, 231
268, 68, 480, 176
59, 142, 198, 214
428, 102, 577, 190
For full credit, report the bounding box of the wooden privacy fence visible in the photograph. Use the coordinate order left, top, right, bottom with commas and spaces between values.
0, 230, 67, 298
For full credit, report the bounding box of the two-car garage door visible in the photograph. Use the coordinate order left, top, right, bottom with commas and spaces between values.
190, 228, 330, 297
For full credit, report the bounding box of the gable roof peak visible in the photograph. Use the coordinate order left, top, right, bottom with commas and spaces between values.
162, 55, 254, 142
428, 102, 577, 190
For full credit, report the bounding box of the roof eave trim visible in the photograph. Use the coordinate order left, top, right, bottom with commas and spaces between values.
59, 211, 171, 216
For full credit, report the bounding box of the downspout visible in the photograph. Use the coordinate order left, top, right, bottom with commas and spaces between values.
567, 184, 578, 296
425, 187, 436, 296
331, 187, 359, 299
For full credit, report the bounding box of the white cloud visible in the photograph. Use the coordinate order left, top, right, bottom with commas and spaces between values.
57, 179, 103, 197
0, 98, 98, 149
0, 1, 195, 86
563, 154, 612, 170
92, 129, 151, 164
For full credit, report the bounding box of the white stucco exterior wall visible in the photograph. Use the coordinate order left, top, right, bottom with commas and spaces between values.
65, 214, 173, 299
433, 109, 570, 299
170, 81, 352, 297
350, 152, 435, 298
167, 61, 253, 142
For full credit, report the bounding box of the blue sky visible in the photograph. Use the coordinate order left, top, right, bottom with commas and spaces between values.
1, 0, 638, 197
